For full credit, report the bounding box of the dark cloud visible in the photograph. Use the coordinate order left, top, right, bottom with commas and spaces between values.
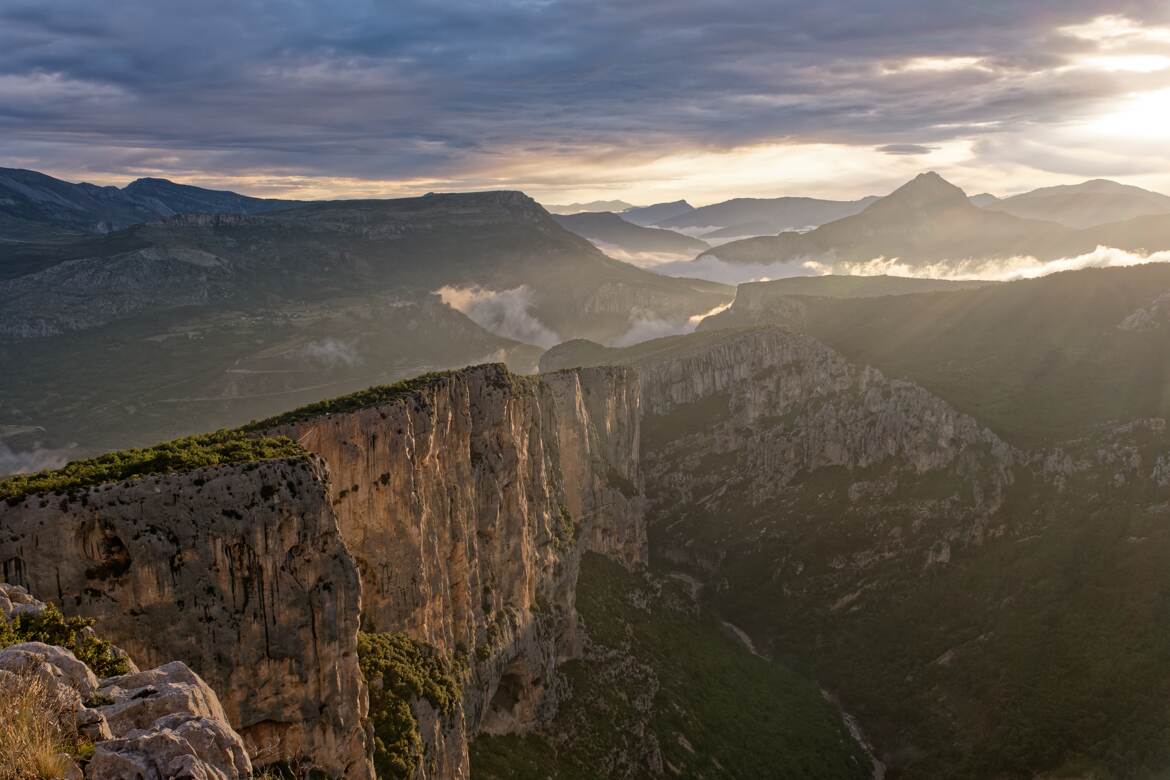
1, 0, 1168, 191
877, 144, 936, 155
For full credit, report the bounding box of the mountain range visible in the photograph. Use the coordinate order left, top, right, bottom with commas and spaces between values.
0, 167, 294, 241
700, 172, 1170, 270
552, 211, 709, 259
0, 170, 730, 456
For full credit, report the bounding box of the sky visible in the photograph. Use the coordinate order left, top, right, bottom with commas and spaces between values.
2, 1, 1170, 205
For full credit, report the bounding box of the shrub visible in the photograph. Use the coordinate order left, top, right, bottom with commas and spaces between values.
0, 430, 304, 503
357, 632, 463, 779
245, 371, 463, 431
0, 604, 131, 678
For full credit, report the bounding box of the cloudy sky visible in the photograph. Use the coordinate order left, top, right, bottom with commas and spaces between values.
3, 0, 1170, 204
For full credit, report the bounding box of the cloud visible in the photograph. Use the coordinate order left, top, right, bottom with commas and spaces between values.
877, 144, 936, 155
3, 2, 1170, 201
435, 285, 561, 347
300, 338, 360, 367
0, 441, 77, 476
610, 301, 733, 347
804, 245, 1170, 281
587, 241, 697, 268
651, 255, 813, 285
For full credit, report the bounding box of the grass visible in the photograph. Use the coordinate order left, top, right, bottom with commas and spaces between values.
0, 429, 304, 503
471, 553, 868, 779
244, 364, 521, 430
0, 670, 90, 780
1, 604, 131, 678
357, 632, 463, 780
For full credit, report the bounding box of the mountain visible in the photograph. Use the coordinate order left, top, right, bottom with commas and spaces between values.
712, 273, 993, 302
552, 211, 709, 257
0, 167, 294, 241
540, 295, 1170, 778
981, 178, 1170, 229
0, 364, 866, 778
698, 262, 1170, 445
699, 172, 1068, 268
543, 199, 636, 215
620, 199, 694, 226
968, 192, 1000, 207
657, 194, 879, 237
0, 189, 730, 455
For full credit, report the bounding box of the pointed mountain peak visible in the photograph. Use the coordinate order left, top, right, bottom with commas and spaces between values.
869, 171, 970, 214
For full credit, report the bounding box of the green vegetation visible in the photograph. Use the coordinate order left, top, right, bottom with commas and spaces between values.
245, 366, 514, 430
0, 604, 131, 678
471, 553, 868, 779
357, 632, 463, 780
0, 430, 304, 503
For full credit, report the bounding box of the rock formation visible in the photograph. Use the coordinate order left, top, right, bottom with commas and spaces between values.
0, 362, 646, 778
0, 457, 370, 777
0, 583, 252, 780
264, 363, 644, 776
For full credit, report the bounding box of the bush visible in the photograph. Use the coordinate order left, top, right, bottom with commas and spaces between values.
245, 371, 463, 430
357, 632, 463, 780
0, 430, 304, 503
0, 605, 131, 679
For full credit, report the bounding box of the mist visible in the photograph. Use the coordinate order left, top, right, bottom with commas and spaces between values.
611, 302, 732, 347
300, 338, 361, 367
649, 254, 812, 285
0, 441, 77, 476
805, 246, 1170, 282
436, 284, 561, 348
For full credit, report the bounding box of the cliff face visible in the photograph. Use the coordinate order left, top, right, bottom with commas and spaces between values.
0, 457, 371, 778
268, 364, 644, 777
622, 327, 1014, 587
0, 363, 645, 779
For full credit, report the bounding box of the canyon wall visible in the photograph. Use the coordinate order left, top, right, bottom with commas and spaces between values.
267, 363, 644, 777
0, 363, 645, 779
0, 456, 370, 778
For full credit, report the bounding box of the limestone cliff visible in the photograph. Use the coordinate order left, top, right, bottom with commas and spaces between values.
636, 327, 1013, 576
0, 456, 371, 778
0, 363, 646, 779
264, 363, 644, 777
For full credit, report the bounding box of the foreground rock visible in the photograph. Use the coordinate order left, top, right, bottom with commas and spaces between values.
0, 584, 250, 780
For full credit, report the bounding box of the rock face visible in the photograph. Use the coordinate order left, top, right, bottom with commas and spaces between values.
551, 327, 1014, 588
0, 457, 370, 778
0, 584, 252, 780
0, 363, 646, 778
267, 363, 644, 777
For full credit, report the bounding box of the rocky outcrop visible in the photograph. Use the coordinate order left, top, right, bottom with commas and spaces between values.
266, 363, 644, 777
0, 457, 370, 778
0, 584, 251, 780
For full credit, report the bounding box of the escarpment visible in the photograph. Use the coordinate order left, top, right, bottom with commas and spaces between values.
262, 363, 645, 777
0, 363, 646, 779
0, 456, 370, 778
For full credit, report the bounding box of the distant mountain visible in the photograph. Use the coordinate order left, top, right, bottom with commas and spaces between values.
553, 211, 708, 257
701, 262, 1170, 444
700, 172, 1066, 267
979, 179, 1170, 229
0, 189, 730, 454
968, 193, 1000, 207
0, 167, 295, 240
698, 274, 993, 328
543, 199, 636, 215
620, 200, 694, 226
658, 195, 879, 237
